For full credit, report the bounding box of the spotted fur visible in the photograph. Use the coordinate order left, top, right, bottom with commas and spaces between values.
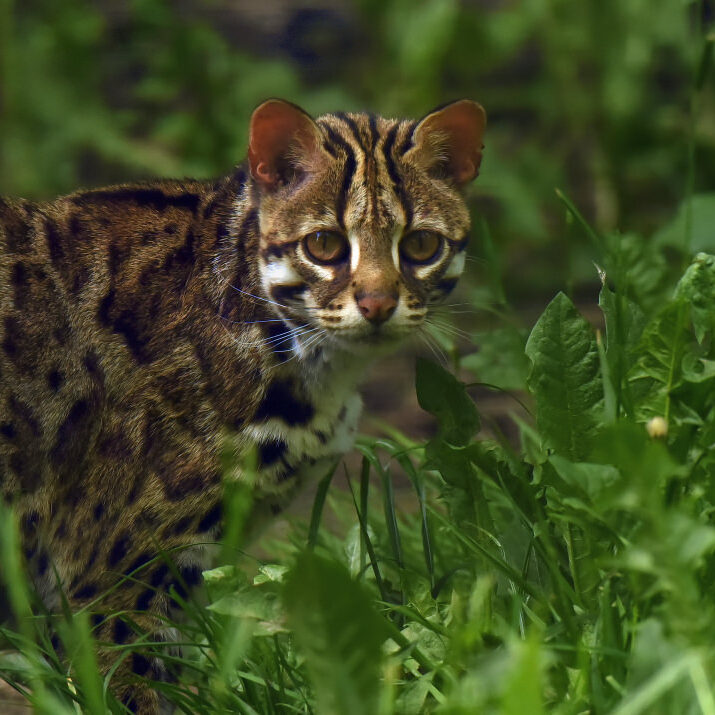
0, 99, 485, 712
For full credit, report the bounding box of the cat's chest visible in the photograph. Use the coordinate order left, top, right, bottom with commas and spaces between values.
241, 351, 366, 493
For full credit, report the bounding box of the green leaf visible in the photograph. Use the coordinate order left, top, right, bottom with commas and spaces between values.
525, 293, 603, 460
416, 358, 480, 446
462, 326, 530, 391
674, 252, 715, 343
599, 282, 646, 365
629, 301, 689, 419
654, 193, 715, 253
283, 552, 390, 715
681, 354, 715, 383
549, 455, 620, 503
500, 635, 545, 715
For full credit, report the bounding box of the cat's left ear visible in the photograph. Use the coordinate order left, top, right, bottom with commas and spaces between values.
248, 99, 325, 190
407, 100, 486, 185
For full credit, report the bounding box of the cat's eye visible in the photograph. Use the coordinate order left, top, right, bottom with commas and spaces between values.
399, 230, 444, 264
303, 230, 349, 265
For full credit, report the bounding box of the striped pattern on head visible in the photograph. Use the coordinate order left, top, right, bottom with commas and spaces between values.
247, 98, 486, 352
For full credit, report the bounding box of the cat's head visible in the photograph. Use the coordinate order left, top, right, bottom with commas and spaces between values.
248, 98, 486, 353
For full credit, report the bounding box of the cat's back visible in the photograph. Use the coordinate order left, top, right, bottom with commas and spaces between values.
0, 178, 240, 501
0, 194, 84, 496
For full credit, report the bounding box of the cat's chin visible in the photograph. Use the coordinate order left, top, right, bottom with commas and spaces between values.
324, 326, 409, 354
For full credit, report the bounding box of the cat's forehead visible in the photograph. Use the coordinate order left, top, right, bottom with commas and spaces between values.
261, 114, 468, 245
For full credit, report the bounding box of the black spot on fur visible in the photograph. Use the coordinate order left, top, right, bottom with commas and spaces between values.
170, 515, 194, 536
254, 380, 315, 426
37, 552, 49, 576
45, 218, 64, 264
74, 583, 98, 600
108, 532, 130, 568
112, 308, 152, 363
197, 503, 222, 532
0, 423, 16, 440
168, 564, 203, 601
93, 502, 104, 521
125, 552, 152, 576
47, 369, 64, 392
77, 187, 200, 214
51, 398, 95, 474
10, 262, 29, 309
150, 564, 169, 588
83, 350, 103, 382
181, 564, 203, 587
0, 199, 33, 253
258, 438, 288, 467
135, 589, 154, 611
114, 618, 131, 644
98, 289, 114, 326
131, 652, 152, 677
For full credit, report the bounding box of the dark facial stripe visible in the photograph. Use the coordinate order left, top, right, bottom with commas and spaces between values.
368, 114, 379, 153
382, 124, 401, 187
270, 284, 307, 304
398, 120, 417, 155
435, 277, 458, 295
322, 125, 357, 229
260, 240, 299, 260
332, 112, 367, 153
382, 123, 413, 227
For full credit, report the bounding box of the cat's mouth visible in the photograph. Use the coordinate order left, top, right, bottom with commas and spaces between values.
320, 321, 412, 351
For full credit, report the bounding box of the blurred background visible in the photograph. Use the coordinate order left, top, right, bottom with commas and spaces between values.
0, 0, 713, 434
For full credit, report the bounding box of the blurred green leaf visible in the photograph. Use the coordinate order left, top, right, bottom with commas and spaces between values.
416, 358, 480, 446
526, 292, 603, 460
283, 552, 389, 715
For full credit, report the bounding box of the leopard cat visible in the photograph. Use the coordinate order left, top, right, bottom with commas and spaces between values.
0, 98, 486, 712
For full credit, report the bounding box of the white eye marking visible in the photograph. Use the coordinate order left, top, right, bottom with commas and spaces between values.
263, 256, 301, 285
443, 251, 466, 279
391, 227, 402, 271
308, 263, 335, 280
348, 232, 361, 272
413, 264, 434, 280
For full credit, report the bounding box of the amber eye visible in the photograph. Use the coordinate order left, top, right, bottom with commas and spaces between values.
303, 230, 349, 265
399, 230, 444, 264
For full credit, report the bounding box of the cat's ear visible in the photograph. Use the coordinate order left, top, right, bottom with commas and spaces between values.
248, 99, 324, 190
407, 100, 486, 185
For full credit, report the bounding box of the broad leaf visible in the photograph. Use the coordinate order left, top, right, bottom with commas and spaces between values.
283, 552, 389, 715
525, 293, 603, 460
653, 193, 715, 253
674, 252, 715, 343
416, 358, 480, 445
629, 301, 689, 419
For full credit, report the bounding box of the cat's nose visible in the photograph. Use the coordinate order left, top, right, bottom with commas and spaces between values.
355, 292, 398, 325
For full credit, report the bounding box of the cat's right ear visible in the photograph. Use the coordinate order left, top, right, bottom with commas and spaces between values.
248, 99, 324, 190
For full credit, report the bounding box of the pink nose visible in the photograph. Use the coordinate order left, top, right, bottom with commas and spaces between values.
355, 293, 398, 325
